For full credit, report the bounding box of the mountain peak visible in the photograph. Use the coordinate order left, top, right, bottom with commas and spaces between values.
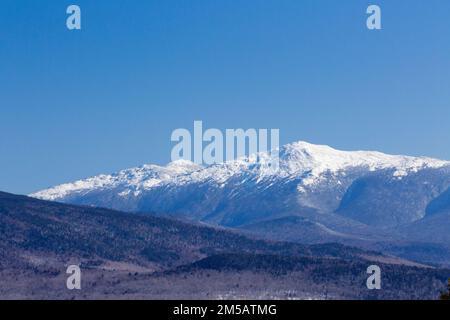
166, 159, 202, 171
281, 140, 449, 174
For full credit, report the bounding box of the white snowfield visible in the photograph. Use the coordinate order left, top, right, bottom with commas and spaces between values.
31, 141, 450, 201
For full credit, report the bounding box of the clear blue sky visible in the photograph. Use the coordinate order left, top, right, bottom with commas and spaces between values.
1, 0, 450, 194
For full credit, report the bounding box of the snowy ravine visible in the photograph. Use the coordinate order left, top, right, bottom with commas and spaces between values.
31, 141, 450, 249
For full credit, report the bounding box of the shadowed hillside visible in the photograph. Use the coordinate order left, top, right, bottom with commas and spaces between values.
0, 191, 448, 299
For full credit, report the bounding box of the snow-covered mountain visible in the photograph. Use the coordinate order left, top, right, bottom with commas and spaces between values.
31, 141, 450, 260
32, 141, 449, 202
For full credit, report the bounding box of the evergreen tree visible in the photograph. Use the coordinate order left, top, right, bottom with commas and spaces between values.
440, 279, 450, 300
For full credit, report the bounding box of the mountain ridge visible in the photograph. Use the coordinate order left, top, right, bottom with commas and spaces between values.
29, 141, 450, 265
31, 141, 450, 201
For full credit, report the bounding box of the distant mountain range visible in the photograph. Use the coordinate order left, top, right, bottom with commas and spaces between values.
31, 141, 450, 265
1, 191, 448, 299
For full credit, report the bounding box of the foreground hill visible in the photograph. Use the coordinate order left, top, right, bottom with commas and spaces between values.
0, 191, 448, 299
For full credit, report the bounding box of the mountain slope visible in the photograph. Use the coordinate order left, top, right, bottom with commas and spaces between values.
0, 191, 312, 271
2, 191, 399, 271
1, 191, 448, 300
